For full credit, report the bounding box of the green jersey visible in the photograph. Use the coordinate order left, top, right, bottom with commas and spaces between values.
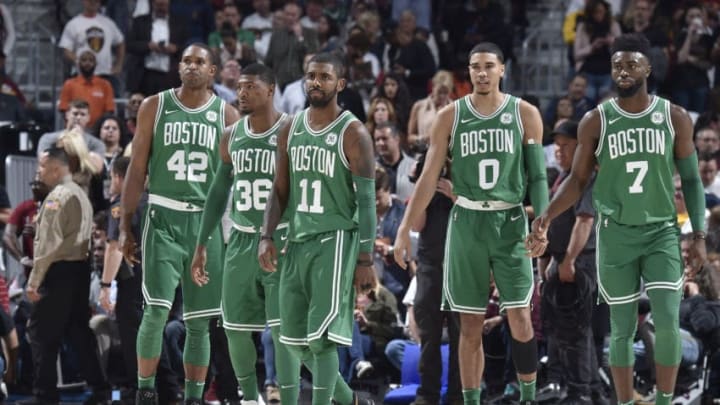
227, 114, 287, 231
147, 89, 226, 204
286, 109, 359, 241
594, 96, 676, 226
448, 94, 526, 203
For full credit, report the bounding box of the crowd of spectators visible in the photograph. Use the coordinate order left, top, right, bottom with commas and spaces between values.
0, 0, 720, 403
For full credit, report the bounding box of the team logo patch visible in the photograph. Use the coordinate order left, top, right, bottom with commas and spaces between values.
85, 26, 105, 52
325, 133, 337, 146
269, 135, 277, 146
500, 113, 512, 124
651, 112, 664, 124
111, 206, 121, 219
206, 111, 218, 122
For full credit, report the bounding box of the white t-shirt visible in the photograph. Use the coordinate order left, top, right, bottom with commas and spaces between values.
59, 14, 124, 76
242, 13, 273, 61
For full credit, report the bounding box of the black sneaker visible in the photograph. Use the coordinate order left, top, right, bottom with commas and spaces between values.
136, 388, 159, 405
185, 398, 203, 405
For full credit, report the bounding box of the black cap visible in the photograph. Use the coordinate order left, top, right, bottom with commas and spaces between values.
552, 120, 579, 140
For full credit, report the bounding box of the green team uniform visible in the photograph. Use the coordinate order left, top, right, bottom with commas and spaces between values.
223, 114, 287, 331
279, 109, 360, 347
442, 94, 533, 314
141, 89, 226, 320
594, 96, 682, 305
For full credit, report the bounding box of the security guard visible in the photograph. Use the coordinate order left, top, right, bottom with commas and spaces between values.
21, 146, 109, 405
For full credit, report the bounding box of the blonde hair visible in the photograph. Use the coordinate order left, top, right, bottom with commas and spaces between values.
432, 70, 454, 92
58, 128, 101, 175
366, 96, 397, 135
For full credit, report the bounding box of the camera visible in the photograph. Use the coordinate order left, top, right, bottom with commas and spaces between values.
408, 149, 451, 183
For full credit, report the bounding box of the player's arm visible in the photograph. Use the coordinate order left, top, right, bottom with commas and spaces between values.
119, 95, 157, 261
223, 100, 241, 127
673, 104, 705, 236
394, 104, 453, 267
197, 126, 235, 248
520, 100, 549, 216
258, 119, 292, 272
672, 103, 707, 273
344, 120, 378, 292
527, 110, 599, 256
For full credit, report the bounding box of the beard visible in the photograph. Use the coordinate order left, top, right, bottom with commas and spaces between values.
307, 89, 336, 107
79, 66, 94, 78
615, 80, 644, 98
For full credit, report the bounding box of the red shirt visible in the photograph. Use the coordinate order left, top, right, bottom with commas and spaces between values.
8, 199, 38, 259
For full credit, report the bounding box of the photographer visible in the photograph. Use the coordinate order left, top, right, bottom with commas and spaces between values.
673, 4, 713, 113
407, 151, 462, 405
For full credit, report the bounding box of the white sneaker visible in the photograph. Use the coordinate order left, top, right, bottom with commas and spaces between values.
242, 394, 266, 405
355, 360, 374, 378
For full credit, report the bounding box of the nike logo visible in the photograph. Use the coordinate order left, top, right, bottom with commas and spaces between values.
510, 215, 522, 221
608, 117, 621, 125
320, 236, 334, 244
360, 238, 372, 244
460, 118, 473, 124
293, 130, 304, 136
280, 385, 295, 390
666, 221, 676, 227
280, 234, 287, 241
165, 109, 178, 115
659, 392, 673, 398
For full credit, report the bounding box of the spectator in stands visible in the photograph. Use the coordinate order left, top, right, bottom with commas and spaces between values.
279, 53, 313, 114
672, 4, 714, 113
383, 276, 419, 371
264, 2, 318, 91
374, 122, 415, 203
699, 152, 720, 200
241, 0, 273, 61
695, 126, 720, 155
209, 3, 255, 64
343, 26, 381, 108
213, 58, 241, 105
544, 74, 594, 128
58, 0, 125, 94
56, 128, 106, 211
356, 10, 385, 62
21, 146, 110, 405
620, 0, 670, 91
94, 114, 127, 195
392, 0, 431, 32
574, 0, 622, 103
124, 92, 144, 137
375, 73, 413, 142
300, 0, 324, 30
169, 0, 214, 46
58, 50, 115, 129
462, 0, 515, 65
317, 15, 341, 53
366, 97, 397, 139
217, 23, 247, 67
3, 178, 49, 279
407, 70, 454, 153
126, 0, 185, 97
37, 99, 105, 158
382, 23, 436, 101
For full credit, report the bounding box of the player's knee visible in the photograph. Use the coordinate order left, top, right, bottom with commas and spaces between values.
183, 318, 210, 366
308, 337, 336, 356
511, 337, 538, 374
459, 313, 484, 342
141, 305, 170, 331
507, 307, 534, 341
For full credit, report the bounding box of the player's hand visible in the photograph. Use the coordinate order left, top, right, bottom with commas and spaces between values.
436, 178, 456, 202
393, 226, 411, 269
258, 238, 278, 272
687, 236, 707, 278
98, 287, 114, 313
26, 285, 41, 303
525, 215, 550, 257
483, 316, 502, 335
354, 257, 377, 294
191, 245, 209, 286
118, 227, 139, 267
558, 257, 576, 283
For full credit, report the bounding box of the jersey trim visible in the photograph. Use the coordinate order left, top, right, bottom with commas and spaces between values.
464, 93, 510, 120
595, 104, 607, 157
514, 96, 525, 137
448, 100, 460, 151
168, 88, 218, 113
244, 112, 288, 139
219, 99, 226, 129
152, 92, 165, 139
337, 118, 357, 170
664, 99, 676, 142
302, 109, 351, 136
608, 96, 658, 119
287, 111, 303, 153
229, 120, 242, 144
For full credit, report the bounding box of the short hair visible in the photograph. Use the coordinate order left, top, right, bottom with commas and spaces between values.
69, 99, 90, 110
374, 121, 399, 138
610, 33, 651, 57
43, 146, 69, 166
431, 70, 454, 91
112, 156, 131, 178
308, 52, 346, 79
375, 165, 390, 191
469, 42, 504, 64
93, 210, 108, 233
183, 42, 215, 64
241, 63, 276, 86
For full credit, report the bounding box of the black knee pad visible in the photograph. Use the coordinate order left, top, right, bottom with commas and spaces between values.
511, 336, 538, 374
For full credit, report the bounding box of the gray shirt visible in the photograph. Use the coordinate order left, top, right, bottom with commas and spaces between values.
37, 130, 106, 157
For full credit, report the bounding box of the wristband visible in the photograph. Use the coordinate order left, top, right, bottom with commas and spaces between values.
357, 259, 373, 267
261, 235, 274, 242
693, 232, 706, 240
99, 281, 112, 289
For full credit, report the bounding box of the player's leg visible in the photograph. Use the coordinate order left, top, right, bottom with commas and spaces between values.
136, 206, 184, 403
596, 217, 643, 404
443, 207, 489, 404
181, 221, 224, 401
492, 206, 537, 402
643, 225, 684, 405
